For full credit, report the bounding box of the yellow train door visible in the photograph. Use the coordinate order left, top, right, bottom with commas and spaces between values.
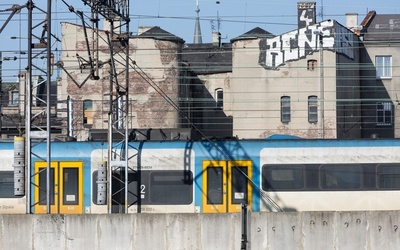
202, 160, 252, 213
34, 161, 83, 214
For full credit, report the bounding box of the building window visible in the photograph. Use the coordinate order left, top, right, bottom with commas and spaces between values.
83, 99, 93, 126
307, 59, 317, 71
281, 96, 291, 123
376, 102, 392, 126
215, 88, 223, 108
9, 91, 19, 106
376, 56, 392, 79
308, 95, 318, 123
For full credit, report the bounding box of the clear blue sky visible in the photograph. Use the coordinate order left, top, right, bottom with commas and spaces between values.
0, 0, 399, 81
132, 0, 400, 42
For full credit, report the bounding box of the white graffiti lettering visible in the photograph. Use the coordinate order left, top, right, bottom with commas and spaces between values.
260, 20, 355, 68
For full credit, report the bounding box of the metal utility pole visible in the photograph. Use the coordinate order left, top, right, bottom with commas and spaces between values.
314, 29, 324, 138
26, 0, 56, 213
81, 0, 131, 213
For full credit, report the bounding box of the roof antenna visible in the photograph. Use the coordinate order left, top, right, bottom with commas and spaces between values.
318, 0, 324, 21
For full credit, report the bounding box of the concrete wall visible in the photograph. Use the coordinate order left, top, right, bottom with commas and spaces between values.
1, 211, 400, 249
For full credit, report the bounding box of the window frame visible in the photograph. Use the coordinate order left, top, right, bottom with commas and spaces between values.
377, 164, 400, 189
375, 55, 392, 79
0, 171, 19, 198
307, 59, 317, 71
92, 170, 193, 205
83, 99, 93, 127
281, 96, 291, 123
9, 90, 19, 106
308, 95, 318, 123
319, 164, 362, 190
149, 170, 193, 204
215, 88, 223, 109
376, 102, 393, 126
262, 164, 305, 191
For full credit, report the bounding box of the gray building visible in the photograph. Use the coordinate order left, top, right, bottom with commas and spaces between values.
229, 19, 361, 139
359, 11, 400, 138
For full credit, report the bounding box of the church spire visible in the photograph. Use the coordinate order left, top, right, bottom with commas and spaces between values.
193, 0, 203, 43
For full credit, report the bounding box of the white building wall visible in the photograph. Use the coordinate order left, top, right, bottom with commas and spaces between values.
231, 20, 358, 139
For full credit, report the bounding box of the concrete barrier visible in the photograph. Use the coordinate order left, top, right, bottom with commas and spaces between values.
0, 211, 399, 249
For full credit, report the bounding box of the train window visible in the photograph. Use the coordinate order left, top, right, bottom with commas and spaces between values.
117, 170, 139, 205
0, 171, 16, 198
231, 167, 247, 204
262, 165, 305, 190
63, 168, 79, 205
320, 164, 362, 190
93, 170, 193, 205
92, 170, 141, 206
38, 168, 55, 205
377, 164, 400, 189
206, 167, 223, 204
149, 171, 193, 204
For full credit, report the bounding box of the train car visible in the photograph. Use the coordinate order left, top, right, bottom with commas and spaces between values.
0, 137, 400, 214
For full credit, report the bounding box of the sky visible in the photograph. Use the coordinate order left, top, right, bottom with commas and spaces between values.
0, 0, 399, 82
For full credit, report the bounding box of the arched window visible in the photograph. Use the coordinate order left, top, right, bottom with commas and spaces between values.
215, 88, 223, 108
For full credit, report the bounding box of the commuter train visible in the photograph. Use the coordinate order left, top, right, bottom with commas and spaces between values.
1, 135, 400, 214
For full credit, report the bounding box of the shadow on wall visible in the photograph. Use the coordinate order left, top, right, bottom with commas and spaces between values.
359, 46, 394, 139
180, 74, 233, 139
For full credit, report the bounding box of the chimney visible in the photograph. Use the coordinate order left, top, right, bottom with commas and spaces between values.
212, 32, 221, 47
346, 13, 358, 29
297, 2, 316, 29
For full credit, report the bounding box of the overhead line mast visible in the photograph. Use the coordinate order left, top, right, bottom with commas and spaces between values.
0, 1, 55, 214
80, 0, 131, 213
25, 0, 57, 214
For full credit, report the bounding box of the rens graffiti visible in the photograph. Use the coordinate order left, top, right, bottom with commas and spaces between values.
259, 20, 355, 69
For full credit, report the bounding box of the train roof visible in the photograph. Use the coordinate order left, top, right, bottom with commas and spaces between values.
2, 137, 400, 147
